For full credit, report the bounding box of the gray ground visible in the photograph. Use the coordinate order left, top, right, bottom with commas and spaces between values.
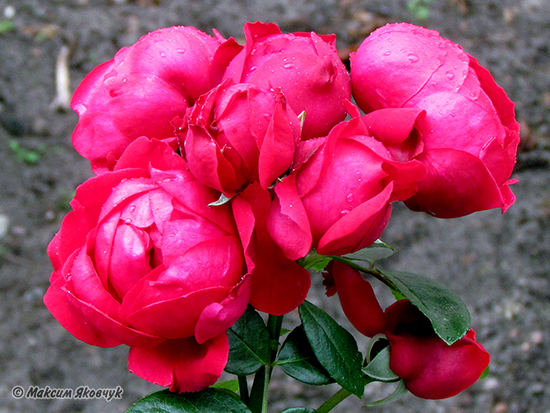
1, 0, 549, 412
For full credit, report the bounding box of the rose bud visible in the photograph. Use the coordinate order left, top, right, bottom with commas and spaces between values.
385, 300, 490, 400
44, 138, 250, 392
177, 79, 301, 196
71, 26, 242, 173
267, 113, 426, 257
323, 261, 386, 338
351, 23, 520, 218
224, 21, 351, 140
232, 182, 311, 315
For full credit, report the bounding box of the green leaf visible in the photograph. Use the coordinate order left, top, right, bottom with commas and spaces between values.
0, 21, 15, 34
299, 301, 365, 397
277, 325, 334, 385
226, 306, 271, 375
212, 379, 240, 393
281, 409, 318, 413
479, 365, 490, 379
378, 270, 471, 345
341, 240, 395, 264
363, 346, 399, 383
208, 193, 233, 207
298, 252, 332, 271
365, 380, 408, 407
126, 388, 251, 413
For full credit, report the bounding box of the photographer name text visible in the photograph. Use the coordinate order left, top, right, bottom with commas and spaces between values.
11, 385, 123, 401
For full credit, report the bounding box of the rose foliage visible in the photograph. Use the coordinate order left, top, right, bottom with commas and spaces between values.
46, 20, 517, 412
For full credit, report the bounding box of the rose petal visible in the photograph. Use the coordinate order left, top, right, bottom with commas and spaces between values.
404, 148, 506, 218
267, 174, 312, 260
330, 261, 386, 338
128, 333, 229, 393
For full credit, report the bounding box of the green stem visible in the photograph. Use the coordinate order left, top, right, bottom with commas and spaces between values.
249, 365, 271, 413
316, 388, 352, 413
238, 375, 249, 405
248, 314, 284, 413
329, 255, 391, 287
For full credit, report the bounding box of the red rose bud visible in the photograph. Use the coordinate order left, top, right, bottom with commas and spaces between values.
224, 21, 351, 140
268, 114, 426, 257
178, 80, 301, 196
385, 300, 490, 400
327, 261, 386, 338
351, 23, 520, 218
71, 26, 241, 173
44, 138, 250, 392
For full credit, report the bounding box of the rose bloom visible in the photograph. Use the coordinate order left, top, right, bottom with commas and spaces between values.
351, 23, 520, 218
385, 300, 490, 400
71, 26, 241, 173
267, 109, 426, 257
44, 138, 250, 392
224, 21, 351, 140
177, 79, 301, 196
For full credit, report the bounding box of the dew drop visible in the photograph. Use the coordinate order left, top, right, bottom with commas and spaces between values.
176, 48, 186, 54
384, 51, 392, 56
129, 205, 136, 212
124, 218, 132, 224
283, 63, 295, 70
159, 51, 166, 57
341, 209, 350, 215
445, 71, 455, 80
407, 53, 419, 63
346, 193, 354, 203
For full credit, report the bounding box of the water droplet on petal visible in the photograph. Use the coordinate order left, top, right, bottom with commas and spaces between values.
124, 218, 132, 224
159, 51, 166, 57
445, 71, 455, 80
407, 53, 419, 63
176, 48, 186, 54
384, 51, 392, 56
346, 193, 354, 203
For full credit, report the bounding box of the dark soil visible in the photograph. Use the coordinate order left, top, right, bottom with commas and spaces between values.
1, 0, 549, 412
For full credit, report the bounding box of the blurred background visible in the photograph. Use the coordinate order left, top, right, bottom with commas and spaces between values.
1, 0, 549, 412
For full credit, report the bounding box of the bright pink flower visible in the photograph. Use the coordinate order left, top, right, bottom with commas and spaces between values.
44, 138, 250, 392
324, 261, 386, 338
268, 113, 426, 257
71, 26, 241, 173
177, 80, 301, 196
224, 21, 351, 140
231, 183, 311, 315
385, 300, 490, 399
351, 23, 520, 218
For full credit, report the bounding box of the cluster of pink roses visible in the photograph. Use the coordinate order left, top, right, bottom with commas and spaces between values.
45, 21, 518, 398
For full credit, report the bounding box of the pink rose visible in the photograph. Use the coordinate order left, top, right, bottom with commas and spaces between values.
177, 80, 301, 196
323, 261, 386, 338
71, 26, 241, 173
224, 22, 351, 140
351, 23, 520, 218
44, 137, 250, 392
268, 112, 426, 257
385, 300, 490, 399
